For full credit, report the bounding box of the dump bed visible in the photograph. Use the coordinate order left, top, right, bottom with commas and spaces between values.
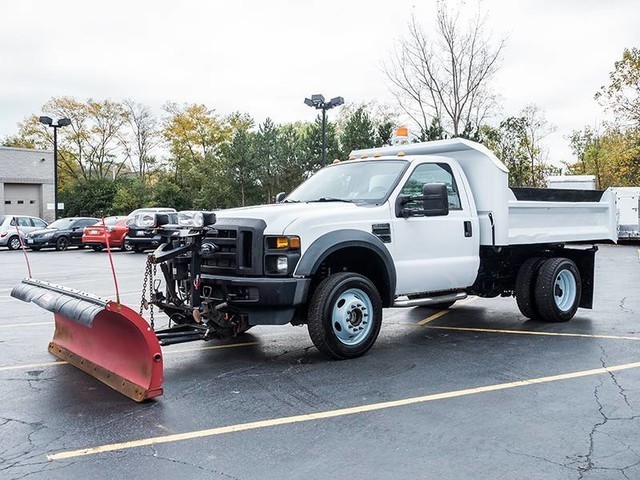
351, 139, 617, 246
507, 188, 616, 245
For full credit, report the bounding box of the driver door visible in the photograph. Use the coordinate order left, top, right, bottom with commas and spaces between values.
391, 161, 479, 295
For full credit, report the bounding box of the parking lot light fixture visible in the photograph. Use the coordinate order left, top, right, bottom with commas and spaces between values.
39, 117, 71, 220
304, 94, 344, 165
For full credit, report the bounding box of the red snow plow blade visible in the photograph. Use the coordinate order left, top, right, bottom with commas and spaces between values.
11, 279, 163, 402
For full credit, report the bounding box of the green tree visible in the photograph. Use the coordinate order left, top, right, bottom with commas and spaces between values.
4, 97, 131, 185
566, 126, 640, 188
276, 122, 310, 193
595, 47, 640, 126
151, 175, 193, 210
162, 102, 231, 182
59, 178, 119, 216
302, 115, 340, 166
254, 118, 280, 203
340, 106, 376, 156
222, 123, 257, 206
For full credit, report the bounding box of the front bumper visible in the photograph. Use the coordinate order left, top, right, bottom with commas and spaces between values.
200, 274, 311, 325
125, 234, 163, 249
25, 237, 55, 248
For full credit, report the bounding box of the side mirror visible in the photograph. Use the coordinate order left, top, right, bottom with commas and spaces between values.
395, 183, 449, 218
422, 183, 449, 216
275, 192, 287, 204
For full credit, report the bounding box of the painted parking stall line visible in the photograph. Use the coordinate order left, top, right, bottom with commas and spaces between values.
0, 321, 53, 328
47, 360, 640, 461
425, 325, 640, 341
416, 296, 478, 326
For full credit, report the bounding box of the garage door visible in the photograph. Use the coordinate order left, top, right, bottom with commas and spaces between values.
4, 183, 41, 217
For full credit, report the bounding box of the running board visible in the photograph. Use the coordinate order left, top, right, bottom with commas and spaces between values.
393, 292, 467, 308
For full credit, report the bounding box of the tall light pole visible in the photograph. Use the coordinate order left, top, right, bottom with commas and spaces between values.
304, 94, 344, 165
39, 116, 71, 220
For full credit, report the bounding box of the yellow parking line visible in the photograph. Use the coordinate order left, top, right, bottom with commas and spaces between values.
47, 360, 640, 461
425, 325, 640, 341
416, 296, 478, 326
0, 342, 258, 372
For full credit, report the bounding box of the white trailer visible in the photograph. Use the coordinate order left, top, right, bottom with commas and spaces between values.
547, 175, 596, 190
611, 187, 640, 240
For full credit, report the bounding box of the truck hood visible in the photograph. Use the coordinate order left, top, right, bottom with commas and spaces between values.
215, 202, 366, 234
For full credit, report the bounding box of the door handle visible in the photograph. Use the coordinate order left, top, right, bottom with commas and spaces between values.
464, 221, 472, 237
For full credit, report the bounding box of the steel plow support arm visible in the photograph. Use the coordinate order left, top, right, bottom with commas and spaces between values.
11, 278, 164, 402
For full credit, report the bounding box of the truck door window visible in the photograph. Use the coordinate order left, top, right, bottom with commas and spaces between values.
401, 163, 462, 211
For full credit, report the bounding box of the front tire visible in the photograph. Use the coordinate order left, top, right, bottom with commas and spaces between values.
534, 258, 581, 322
307, 272, 382, 359
92, 245, 103, 252
7, 236, 21, 250
55, 236, 69, 251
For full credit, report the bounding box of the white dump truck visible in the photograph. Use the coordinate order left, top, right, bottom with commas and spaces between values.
142, 138, 616, 358
12, 138, 619, 401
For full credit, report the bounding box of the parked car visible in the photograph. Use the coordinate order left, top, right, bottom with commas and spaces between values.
82, 216, 130, 251
0, 215, 48, 250
25, 217, 99, 251
124, 208, 177, 252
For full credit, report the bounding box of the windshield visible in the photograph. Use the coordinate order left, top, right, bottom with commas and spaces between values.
286, 160, 407, 203
47, 218, 75, 229
100, 216, 123, 226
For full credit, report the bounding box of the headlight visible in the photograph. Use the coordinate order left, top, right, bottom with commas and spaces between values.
178, 211, 204, 227
135, 213, 156, 228
276, 256, 288, 273
41, 231, 54, 239
178, 211, 216, 228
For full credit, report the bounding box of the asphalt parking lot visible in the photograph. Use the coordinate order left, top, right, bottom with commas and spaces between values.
1, 243, 640, 480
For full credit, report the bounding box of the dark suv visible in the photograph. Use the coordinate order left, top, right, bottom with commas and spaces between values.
25, 217, 99, 251
124, 208, 177, 253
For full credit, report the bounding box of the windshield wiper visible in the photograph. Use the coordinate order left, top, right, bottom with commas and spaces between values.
308, 197, 353, 203
282, 199, 300, 203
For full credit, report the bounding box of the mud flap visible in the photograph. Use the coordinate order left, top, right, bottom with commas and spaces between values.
11, 279, 164, 402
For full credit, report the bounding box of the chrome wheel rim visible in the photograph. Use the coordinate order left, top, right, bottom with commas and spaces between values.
9, 237, 20, 249
331, 288, 373, 346
554, 269, 577, 312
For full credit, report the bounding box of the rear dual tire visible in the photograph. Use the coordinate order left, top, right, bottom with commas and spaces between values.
515, 257, 581, 322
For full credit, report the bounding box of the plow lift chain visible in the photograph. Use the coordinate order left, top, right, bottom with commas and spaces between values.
139, 255, 156, 329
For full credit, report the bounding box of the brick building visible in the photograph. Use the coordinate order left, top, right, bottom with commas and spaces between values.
0, 146, 55, 223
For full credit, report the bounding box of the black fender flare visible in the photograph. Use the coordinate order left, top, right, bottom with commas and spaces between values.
294, 230, 396, 306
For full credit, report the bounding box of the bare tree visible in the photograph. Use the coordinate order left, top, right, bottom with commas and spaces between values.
385, 3, 505, 138
121, 100, 160, 182
520, 105, 556, 187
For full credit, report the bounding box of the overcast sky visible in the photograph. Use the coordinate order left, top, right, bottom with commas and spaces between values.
1, 0, 638, 164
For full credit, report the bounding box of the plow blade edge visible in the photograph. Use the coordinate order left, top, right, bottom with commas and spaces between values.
11, 279, 164, 402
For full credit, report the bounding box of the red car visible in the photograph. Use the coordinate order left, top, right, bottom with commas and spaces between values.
82, 216, 130, 251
